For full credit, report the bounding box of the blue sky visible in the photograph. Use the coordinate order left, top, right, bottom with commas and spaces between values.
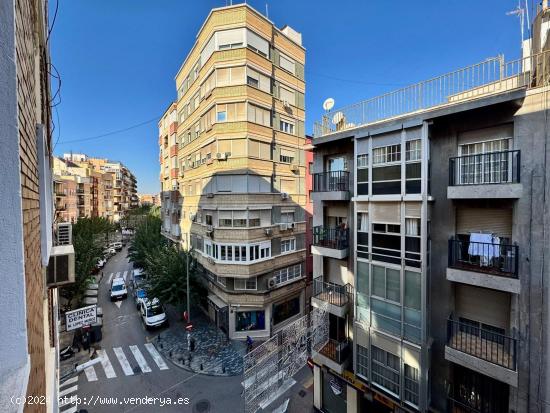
50, 0, 526, 194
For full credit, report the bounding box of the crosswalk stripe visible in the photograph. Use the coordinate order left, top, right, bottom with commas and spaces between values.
129, 345, 151, 373
60, 376, 78, 388
97, 349, 117, 379
59, 385, 78, 397
144, 343, 169, 370
60, 406, 77, 413
123, 270, 128, 281
84, 365, 97, 382
113, 347, 134, 376
59, 395, 76, 408
108, 272, 114, 284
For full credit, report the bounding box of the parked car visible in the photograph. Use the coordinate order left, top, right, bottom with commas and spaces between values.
97, 258, 106, 268
110, 278, 127, 301
132, 268, 145, 289
103, 247, 116, 258
110, 241, 123, 251
133, 288, 147, 309
140, 298, 168, 329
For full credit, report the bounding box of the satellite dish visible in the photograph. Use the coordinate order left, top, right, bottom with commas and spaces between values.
323, 98, 335, 111
332, 111, 344, 125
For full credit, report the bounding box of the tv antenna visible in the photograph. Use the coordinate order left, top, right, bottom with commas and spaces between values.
507, 1, 527, 42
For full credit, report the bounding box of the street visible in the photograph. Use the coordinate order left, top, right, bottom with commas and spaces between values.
61, 247, 313, 413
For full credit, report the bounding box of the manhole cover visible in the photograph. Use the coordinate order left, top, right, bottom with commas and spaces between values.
194, 399, 211, 413
299, 390, 307, 398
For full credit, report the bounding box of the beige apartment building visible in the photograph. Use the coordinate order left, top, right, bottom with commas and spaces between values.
159, 3, 308, 340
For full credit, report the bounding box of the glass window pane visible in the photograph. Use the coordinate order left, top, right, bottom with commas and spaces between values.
372, 265, 385, 297
386, 268, 400, 302
357, 261, 369, 295
405, 271, 421, 310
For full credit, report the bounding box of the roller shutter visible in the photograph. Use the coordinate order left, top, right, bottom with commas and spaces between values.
371, 202, 400, 224
405, 202, 421, 218
456, 207, 512, 238
455, 284, 510, 329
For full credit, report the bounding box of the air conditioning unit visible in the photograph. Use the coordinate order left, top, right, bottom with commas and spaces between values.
216, 152, 227, 161
290, 164, 299, 173
46, 245, 75, 287
281, 192, 289, 200
264, 228, 273, 236
279, 223, 288, 231
56, 222, 72, 245
206, 225, 213, 232
288, 222, 295, 230
268, 277, 277, 289
206, 193, 214, 198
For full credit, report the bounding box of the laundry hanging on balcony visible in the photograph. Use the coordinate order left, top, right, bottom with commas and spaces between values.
468, 232, 500, 265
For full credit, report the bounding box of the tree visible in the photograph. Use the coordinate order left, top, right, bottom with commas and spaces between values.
127, 214, 165, 271
60, 217, 115, 308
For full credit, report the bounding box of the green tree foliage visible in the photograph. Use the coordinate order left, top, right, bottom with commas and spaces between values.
127, 215, 165, 271
60, 217, 115, 308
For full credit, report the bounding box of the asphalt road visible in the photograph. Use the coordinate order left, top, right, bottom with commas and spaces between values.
64, 246, 314, 413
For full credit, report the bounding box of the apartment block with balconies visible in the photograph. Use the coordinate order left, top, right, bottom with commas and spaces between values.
310, 10, 550, 413
157, 4, 308, 340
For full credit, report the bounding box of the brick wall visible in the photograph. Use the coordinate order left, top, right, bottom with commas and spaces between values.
16, 0, 51, 410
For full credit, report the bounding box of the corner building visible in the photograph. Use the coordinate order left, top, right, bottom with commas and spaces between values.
159, 4, 308, 340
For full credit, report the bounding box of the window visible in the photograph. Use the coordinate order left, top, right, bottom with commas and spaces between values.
273, 264, 302, 286
246, 67, 270, 93
356, 344, 369, 379
236, 310, 265, 331
280, 211, 294, 224
217, 275, 227, 287
217, 28, 245, 50
279, 148, 295, 163
406, 139, 421, 161
217, 66, 245, 87
372, 223, 401, 265
234, 277, 257, 291
373, 144, 401, 164
246, 29, 269, 57
404, 270, 422, 343
273, 296, 300, 325
214, 102, 246, 123
372, 346, 400, 396
279, 120, 295, 135
247, 104, 271, 127
357, 154, 369, 168
404, 365, 420, 406
458, 138, 512, 185
279, 53, 295, 74
372, 265, 400, 302
217, 108, 227, 122
357, 212, 369, 259
279, 86, 295, 106
281, 238, 296, 253
356, 261, 370, 323
405, 218, 421, 268
248, 139, 271, 160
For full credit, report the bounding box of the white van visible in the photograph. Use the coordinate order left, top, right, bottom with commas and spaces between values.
110, 278, 127, 301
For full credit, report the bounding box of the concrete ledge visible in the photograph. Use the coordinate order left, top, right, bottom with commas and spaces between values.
447, 183, 523, 199
444, 345, 518, 387
311, 296, 349, 318
311, 191, 350, 202
312, 350, 347, 375
311, 245, 349, 259
446, 267, 520, 294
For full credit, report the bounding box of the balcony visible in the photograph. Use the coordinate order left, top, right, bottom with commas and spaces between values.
447, 238, 520, 294
448, 150, 522, 199
312, 339, 351, 374
311, 278, 352, 318
445, 318, 518, 387
311, 226, 349, 259
311, 171, 350, 201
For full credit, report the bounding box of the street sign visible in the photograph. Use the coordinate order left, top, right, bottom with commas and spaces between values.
65, 304, 97, 331
185, 323, 193, 331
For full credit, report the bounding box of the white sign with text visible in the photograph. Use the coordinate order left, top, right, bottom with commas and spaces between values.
66, 305, 97, 331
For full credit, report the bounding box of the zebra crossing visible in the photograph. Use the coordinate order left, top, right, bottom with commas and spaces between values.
59, 376, 79, 413
83, 343, 169, 382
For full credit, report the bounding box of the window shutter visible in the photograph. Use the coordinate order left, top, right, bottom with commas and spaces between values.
273, 80, 279, 98
273, 112, 280, 131
296, 120, 305, 137
296, 91, 305, 109
295, 62, 305, 80
271, 47, 279, 66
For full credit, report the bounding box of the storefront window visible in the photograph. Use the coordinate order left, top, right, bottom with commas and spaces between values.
273, 296, 300, 325
235, 310, 265, 331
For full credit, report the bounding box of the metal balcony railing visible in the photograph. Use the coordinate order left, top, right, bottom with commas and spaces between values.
449, 150, 520, 186
312, 278, 353, 307
312, 226, 349, 250
314, 51, 550, 137
312, 171, 350, 192
448, 238, 519, 278
447, 318, 517, 370
317, 339, 350, 365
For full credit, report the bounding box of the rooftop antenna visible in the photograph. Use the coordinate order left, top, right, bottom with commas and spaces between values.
507, 1, 526, 42
265, 3, 269, 18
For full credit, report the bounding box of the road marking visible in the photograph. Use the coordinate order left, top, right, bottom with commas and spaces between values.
129, 345, 152, 373
60, 406, 77, 413
108, 272, 114, 284
144, 343, 169, 370
115, 300, 122, 308
97, 349, 117, 379
60, 376, 78, 388
113, 347, 134, 376
59, 394, 77, 407
123, 270, 128, 281
59, 385, 78, 397
84, 365, 97, 382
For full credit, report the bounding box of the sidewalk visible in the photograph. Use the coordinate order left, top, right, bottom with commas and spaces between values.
153, 307, 246, 376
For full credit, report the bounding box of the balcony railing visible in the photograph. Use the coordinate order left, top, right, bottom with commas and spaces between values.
447, 318, 517, 370
314, 51, 550, 137
312, 278, 352, 307
312, 226, 349, 250
312, 171, 350, 192
317, 339, 350, 365
449, 150, 520, 186
448, 238, 519, 278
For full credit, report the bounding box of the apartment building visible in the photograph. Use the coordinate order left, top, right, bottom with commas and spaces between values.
138, 193, 160, 207
0, 0, 73, 411
310, 9, 550, 413
158, 3, 308, 340
54, 176, 79, 223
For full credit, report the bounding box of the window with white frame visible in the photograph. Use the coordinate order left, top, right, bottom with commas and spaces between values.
279, 148, 295, 163
280, 238, 296, 253
406, 139, 421, 161
280, 211, 294, 224
246, 67, 270, 93
203, 241, 271, 263
217, 28, 245, 50
371, 346, 400, 396
279, 119, 295, 135
357, 154, 369, 195
405, 218, 421, 268
373, 144, 401, 164
356, 344, 369, 379
279, 53, 295, 74
357, 212, 369, 259
234, 277, 257, 291
273, 264, 301, 286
